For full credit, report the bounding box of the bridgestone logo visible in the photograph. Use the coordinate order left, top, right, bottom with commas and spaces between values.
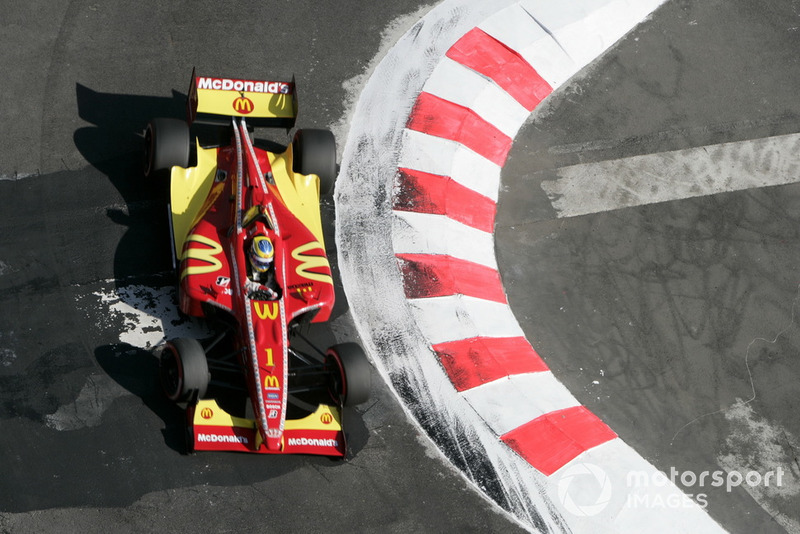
197, 77, 292, 94
288, 438, 339, 448
197, 433, 249, 444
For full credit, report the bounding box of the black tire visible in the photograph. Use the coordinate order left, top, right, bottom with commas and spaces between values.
159, 338, 210, 403
292, 128, 337, 195
144, 118, 190, 178
326, 343, 371, 407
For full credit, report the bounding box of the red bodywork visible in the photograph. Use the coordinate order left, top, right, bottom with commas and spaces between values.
176, 119, 339, 454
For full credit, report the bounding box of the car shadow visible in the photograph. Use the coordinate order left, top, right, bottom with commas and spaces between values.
94, 343, 188, 453
73, 82, 362, 457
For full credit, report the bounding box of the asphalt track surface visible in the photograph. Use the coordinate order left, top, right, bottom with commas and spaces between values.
498, 1, 800, 531
0, 2, 526, 533
1, 2, 799, 534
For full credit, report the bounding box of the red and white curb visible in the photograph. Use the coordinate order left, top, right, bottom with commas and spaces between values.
336, 1, 726, 532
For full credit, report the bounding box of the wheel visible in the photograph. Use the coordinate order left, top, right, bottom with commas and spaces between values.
292, 128, 337, 195
144, 118, 190, 178
326, 343, 371, 407
159, 338, 210, 403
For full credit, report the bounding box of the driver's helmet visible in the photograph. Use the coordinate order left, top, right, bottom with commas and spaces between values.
249, 235, 274, 273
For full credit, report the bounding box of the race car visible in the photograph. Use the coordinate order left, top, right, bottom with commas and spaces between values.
144, 70, 370, 457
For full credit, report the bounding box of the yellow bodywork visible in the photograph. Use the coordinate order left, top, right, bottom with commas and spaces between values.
193, 399, 343, 437
194, 399, 255, 429
195, 85, 295, 120
169, 140, 324, 258
267, 142, 325, 244
170, 142, 219, 258
189, 73, 297, 123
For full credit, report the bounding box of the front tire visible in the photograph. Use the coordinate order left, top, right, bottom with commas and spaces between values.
159, 338, 210, 403
326, 343, 371, 407
292, 128, 337, 195
144, 118, 190, 178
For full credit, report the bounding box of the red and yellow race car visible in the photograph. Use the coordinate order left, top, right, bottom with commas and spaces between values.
144, 71, 370, 457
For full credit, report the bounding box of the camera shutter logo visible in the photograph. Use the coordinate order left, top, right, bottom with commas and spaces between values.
557, 463, 613, 517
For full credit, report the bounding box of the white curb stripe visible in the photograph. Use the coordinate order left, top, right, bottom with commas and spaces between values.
408, 295, 524, 345
399, 129, 502, 202
462, 371, 581, 436
392, 211, 497, 270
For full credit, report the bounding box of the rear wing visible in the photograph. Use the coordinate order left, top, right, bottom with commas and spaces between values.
186, 69, 297, 129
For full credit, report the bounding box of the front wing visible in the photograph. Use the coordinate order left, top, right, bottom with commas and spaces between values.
188, 399, 346, 457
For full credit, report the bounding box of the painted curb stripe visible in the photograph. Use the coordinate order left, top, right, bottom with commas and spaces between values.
422, 57, 532, 138
396, 253, 507, 303
393, 167, 496, 233
477, 3, 579, 89
501, 406, 618, 476
400, 26, 614, 477
400, 129, 501, 202
337, 0, 725, 530
407, 91, 513, 166
408, 295, 524, 345
447, 27, 553, 111
392, 211, 497, 270
432, 336, 548, 391
462, 372, 583, 436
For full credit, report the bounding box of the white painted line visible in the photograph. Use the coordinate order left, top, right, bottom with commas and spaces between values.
462, 371, 581, 436
541, 132, 800, 218
399, 129, 502, 201
392, 210, 497, 269
423, 57, 531, 138
407, 295, 524, 345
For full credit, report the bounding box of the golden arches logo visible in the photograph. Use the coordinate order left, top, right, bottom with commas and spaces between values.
320, 413, 333, 425
181, 234, 223, 280
233, 95, 254, 114
200, 408, 214, 419
291, 241, 332, 285
264, 375, 280, 390
254, 301, 279, 320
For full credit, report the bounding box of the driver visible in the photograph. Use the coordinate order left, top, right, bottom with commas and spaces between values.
246, 235, 281, 300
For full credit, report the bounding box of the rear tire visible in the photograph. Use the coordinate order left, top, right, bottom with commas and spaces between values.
159, 338, 210, 403
292, 128, 337, 195
326, 343, 371, 407
144, 118, 190, 178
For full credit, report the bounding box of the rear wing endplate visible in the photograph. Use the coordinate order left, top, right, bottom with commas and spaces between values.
186, 68, 297, 129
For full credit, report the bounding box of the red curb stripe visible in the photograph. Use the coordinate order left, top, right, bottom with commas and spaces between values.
501, 406, 618, 476
394, 168, 496, 233
431, 336, 548, 391
396, 253, 507, 303
406, 92, 513, 166
446, 27, 553, 111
